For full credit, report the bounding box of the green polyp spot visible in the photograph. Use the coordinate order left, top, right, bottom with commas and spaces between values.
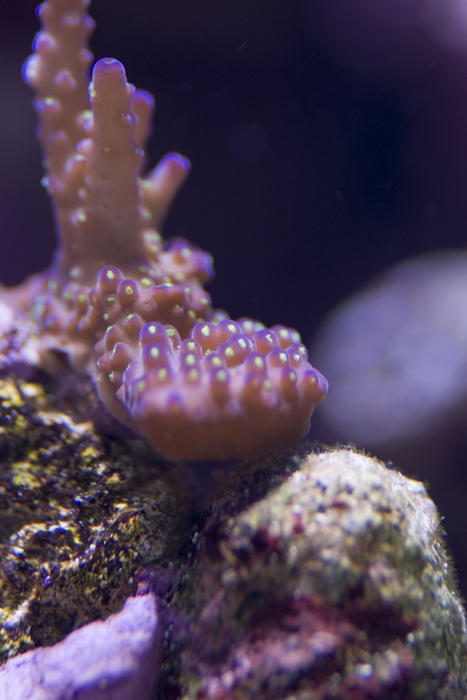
264, 380, 272, 390
76, 212, 87, 223
141, 278, 151, 287
108, 372, 115, 383
103, 146, 112, 153
185, 354, 196, 366
125, 285, 134, 295
227, 323, 236, 333
157, 368, 168, 381
106, 296, 116, 305
77, 293, 87, 304
137, 380, 146, 392
167, 328, 176, 337
238, 338, 247, 349
279, 352, 287, 363
181, 247, 191, 258
216, 370, 227, 383
187, 341, 196, 350
254, 357, 264, 369
43, 96, 56, 106
279, 329, 289, 339
188, 310, 196, 319
289, 371, 297, 382
187, 368, 199, 382
106, 269, 115, 280
102, 313, 109, 321
64, 291, 73, 302
126, 313, 135, 320
293, 353, 301, 363
224, 347, 235, 358
211, 356, 222, 366
148, 324, 157, 334
150, 347, 160, 358
201, 324, 210, 337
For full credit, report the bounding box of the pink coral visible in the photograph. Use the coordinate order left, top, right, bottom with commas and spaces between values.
2, 0, 327, 460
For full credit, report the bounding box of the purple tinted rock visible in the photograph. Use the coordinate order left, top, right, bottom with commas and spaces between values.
0, 299, 38, 373
312, 250, 467, 451
0, 593, 161, 700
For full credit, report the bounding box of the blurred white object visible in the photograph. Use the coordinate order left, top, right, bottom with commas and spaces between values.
312, 250, 467, 446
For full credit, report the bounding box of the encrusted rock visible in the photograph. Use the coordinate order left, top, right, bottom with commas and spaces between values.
0, 316, 192, 664
169, 448, 467, 699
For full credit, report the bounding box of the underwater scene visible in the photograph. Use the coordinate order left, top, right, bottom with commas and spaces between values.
0, 1, 466, 697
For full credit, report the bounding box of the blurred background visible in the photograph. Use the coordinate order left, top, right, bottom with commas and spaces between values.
2, 1, 467, 597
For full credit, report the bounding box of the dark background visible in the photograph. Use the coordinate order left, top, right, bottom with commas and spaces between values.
2, 1, 467, 593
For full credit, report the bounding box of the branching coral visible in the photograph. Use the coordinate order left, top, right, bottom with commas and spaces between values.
2, 0, 327, 460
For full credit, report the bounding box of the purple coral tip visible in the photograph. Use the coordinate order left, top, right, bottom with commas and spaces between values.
91, 57, 127, 86
162, 152, 191, 171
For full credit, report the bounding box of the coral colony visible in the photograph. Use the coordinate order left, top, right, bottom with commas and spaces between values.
2, 0, 327, 460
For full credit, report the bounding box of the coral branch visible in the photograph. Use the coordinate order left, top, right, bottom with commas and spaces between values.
141, 153, 192, 227
3, 0, 328, 460
71, 58, 145, 272
22, 0, 94, 179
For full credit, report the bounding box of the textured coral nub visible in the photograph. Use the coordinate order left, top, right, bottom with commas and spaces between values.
95, 318, 328, 460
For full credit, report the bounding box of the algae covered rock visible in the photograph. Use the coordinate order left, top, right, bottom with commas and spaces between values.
172, 448, 467, 699
0, 312, 192, 663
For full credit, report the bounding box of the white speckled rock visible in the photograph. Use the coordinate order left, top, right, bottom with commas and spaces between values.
174, 448, 467, 699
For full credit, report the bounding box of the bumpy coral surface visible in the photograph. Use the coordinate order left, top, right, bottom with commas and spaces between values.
1, 0, 327, 460
168, 448, 467, 699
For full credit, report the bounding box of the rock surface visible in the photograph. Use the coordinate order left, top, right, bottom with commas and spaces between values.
168, 448, 467, 699
0, 304, 192, 663
0, 593, 160, 700
0, 296, 466, 699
